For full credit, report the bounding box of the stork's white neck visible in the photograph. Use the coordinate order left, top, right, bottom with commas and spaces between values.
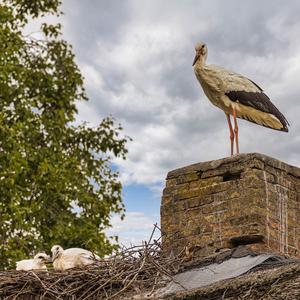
194, 55, 207, 69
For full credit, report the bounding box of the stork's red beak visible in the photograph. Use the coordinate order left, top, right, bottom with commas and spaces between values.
192, 52, 200, 66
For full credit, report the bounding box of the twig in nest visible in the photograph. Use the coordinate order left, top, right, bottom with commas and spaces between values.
0, 225, 186, 300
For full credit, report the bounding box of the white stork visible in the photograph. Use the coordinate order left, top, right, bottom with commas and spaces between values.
51, 245, 100, 271
192, 42, 289, 155
16, 252, 50, 271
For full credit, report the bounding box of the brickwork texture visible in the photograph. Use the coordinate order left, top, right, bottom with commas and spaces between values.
161, 153, 300, 258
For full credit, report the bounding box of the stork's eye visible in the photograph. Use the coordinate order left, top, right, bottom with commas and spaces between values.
38, 256, 44, 259
56, 247, 59, 250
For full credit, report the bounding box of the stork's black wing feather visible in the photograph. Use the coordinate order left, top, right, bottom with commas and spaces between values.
247, 78, 263, 91
225, 90, 289, 131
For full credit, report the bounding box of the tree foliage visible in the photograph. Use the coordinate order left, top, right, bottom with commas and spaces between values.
0, 0, 129, 269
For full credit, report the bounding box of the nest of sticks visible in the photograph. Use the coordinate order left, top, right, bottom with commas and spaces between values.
0, 225, 185, 300
2, 224, 299, 300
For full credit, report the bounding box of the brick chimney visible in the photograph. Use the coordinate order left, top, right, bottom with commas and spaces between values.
161, 153, 300, 259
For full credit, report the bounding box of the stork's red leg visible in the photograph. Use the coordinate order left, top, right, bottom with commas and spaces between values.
226, 113, 234, 156
232, 108, 239, 154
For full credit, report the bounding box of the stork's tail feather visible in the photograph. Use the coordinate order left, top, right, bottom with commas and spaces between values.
279, 118, 289, 132
238, 112, 289, 132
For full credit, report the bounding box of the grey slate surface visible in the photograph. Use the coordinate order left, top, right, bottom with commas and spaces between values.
157, 254, 271, 297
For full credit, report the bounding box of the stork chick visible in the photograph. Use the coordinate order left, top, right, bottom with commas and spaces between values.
51, 245, 100, 271
193, 42, 289, 156
16, 252, 50, 271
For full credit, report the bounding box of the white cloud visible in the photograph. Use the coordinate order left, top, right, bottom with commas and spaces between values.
21, 0, 300, 246
106, 212, 159, 247
63, 0, 300, 191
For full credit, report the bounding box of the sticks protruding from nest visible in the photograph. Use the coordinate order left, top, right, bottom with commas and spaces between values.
0, 224, 185, 300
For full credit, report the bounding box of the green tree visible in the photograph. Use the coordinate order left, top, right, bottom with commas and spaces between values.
0, 0, 129, 269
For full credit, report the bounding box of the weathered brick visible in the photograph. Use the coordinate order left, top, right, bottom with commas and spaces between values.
186, 173, 202, 181
166, 178, 177, 187
161, 195, 172, 205
161, 153, 300, 261
187, 195, 213, 208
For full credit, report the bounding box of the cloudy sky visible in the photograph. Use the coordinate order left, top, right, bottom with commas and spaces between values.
42, 0, 300, 245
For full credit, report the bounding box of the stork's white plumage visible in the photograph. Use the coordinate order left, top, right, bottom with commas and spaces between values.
51, 245, 100, 270
193, 42, 289, 155
16, 253, 50, 271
